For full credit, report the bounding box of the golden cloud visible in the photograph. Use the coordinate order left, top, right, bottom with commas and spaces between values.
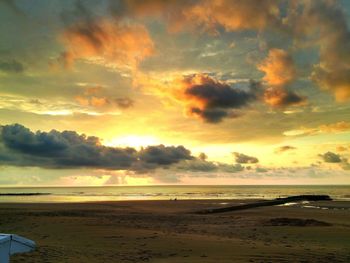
258, 49, 296, 87
257, 48, 305, 107
284, 121, 350, 136
119, 0, 281, 33
60, 19, 154, 70
183, 0, 280, 33
75, 86, 134, 111
287, 1, 350, 101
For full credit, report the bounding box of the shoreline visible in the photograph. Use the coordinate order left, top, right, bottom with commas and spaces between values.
1, 197, 350, 205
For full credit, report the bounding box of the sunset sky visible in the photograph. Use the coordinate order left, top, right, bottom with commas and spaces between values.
0, 0, 350, 186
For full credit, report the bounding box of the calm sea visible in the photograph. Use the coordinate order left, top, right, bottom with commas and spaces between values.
0, 185, 349, 203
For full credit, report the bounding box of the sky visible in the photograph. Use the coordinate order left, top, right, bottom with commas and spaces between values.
0, 0, 350, 186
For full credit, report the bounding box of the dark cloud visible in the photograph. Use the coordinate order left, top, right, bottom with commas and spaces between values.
0, 124, 193, 171
319, 151, 341, 163
115, 97, 134, 109
233, 152, 259, 164
185, 80, 255, 109
175, 159, 244, 173
189, 107, 228, 123
264, 87, 306, 107
0, 60, 24, 73
198, 152, 207, 161
275, 145, 297, 153
176, 159, 218, 172
179, 74, 258, 123
139, 145, 193, 165
256, 167, 268, 173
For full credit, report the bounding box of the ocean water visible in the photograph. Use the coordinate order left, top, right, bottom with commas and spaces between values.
0, 185, 349, 203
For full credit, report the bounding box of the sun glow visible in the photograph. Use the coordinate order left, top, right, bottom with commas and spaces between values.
105, 135, 160, 149
124, 176, 154, 186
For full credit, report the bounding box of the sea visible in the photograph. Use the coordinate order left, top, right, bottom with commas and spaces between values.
0, 185, 349, 203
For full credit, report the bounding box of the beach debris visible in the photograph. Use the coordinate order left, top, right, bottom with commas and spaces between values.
0, 234, 36, 263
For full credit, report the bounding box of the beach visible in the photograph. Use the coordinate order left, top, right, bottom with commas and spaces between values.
1, 199, 349, 262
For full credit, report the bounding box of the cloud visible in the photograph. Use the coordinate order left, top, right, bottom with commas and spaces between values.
189, 108, 229, 123
171, 74, 258, 123
184, 0, 281, 33
0, 124, 193, 171
175, 159, 218, 172
175, 159, 244, 173
44, 0, 350, 106
319, 151, 341, 163
287, 1, 350, 101
233, 152, 259, 164
114, 98, 134, 109
75, 86, 134, 110
319, 151, 350, 170
275, 145, 296, 153
263, 87, 306, 107
0, 94, 122, 116
258, 49, 296, 88
317, 121, 350, 133
139, 145, 193, 165
256, 167, 268, 173
117, 0, 281, 33
0, 0, 26, 16
341, 159, 350, 170
258, 48, 306, 107
336, 146, 349, 152
0, 60, 24, 73
198, 152, 208, 161
284, 121, 350, 137
60, 18, 154, 70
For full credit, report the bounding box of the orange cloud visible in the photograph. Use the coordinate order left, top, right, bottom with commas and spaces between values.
61, 19, 154, 70
183, 0, 281, 33
257, 48, 305, 107
336, 146, 348, 152
119, 0, 281, 33
263, 87, 306, 107
258, 49, 296, 87
284, 121, 350, 137
287, 1, 350, 101
318, 121, 350, 133
75, 86, 134, 110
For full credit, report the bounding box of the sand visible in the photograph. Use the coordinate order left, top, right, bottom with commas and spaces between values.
0, 199, 349, 262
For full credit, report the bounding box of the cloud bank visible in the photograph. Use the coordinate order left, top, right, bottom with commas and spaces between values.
0, 124, 193, 171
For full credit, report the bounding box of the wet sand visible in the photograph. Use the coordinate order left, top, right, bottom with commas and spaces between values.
1, 199, 350, 262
